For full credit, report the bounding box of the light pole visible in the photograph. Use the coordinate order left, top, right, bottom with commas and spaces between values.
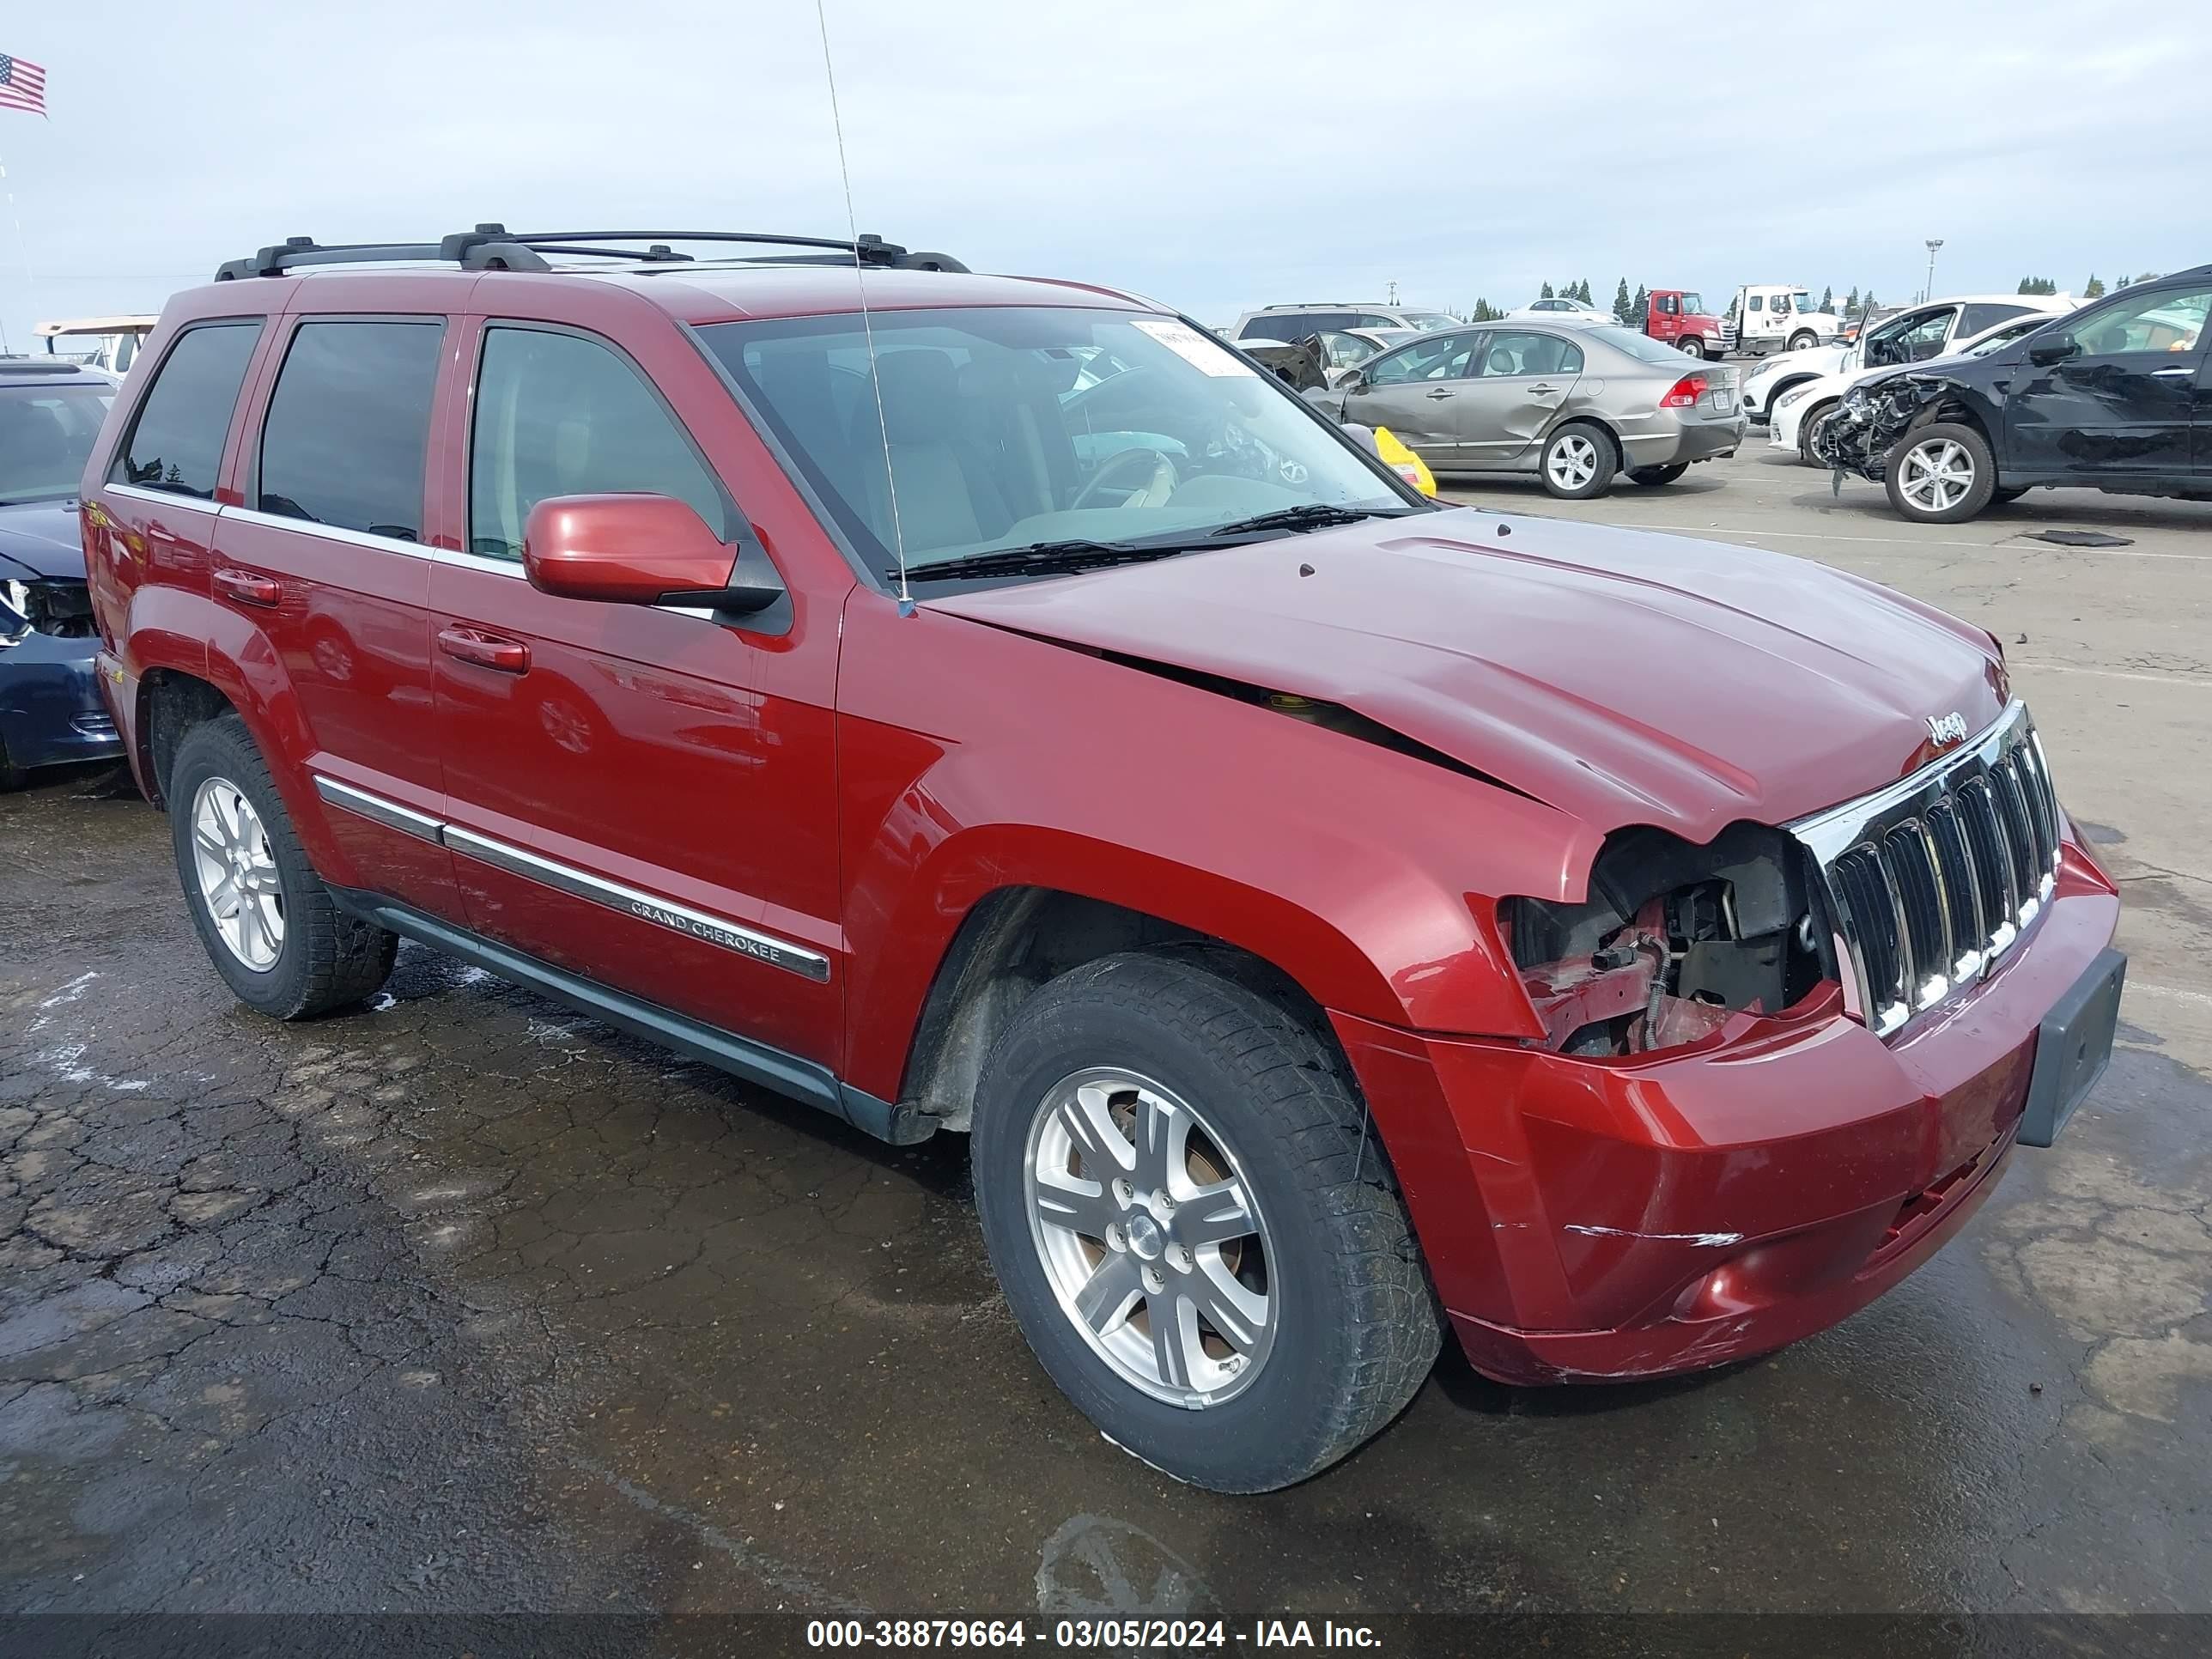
1923, 239, 1943, 303
1387, 279, 1399, 307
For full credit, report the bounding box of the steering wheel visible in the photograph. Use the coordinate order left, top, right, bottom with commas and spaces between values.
1071, 446, 1177, 511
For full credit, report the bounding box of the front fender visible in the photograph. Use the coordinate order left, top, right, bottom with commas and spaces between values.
833, 596, 1595, 1100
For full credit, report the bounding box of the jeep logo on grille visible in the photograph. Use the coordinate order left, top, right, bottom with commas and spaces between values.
1926, 711, 1971, 747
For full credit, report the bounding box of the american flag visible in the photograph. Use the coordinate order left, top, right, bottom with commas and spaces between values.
0, 54, 47, 117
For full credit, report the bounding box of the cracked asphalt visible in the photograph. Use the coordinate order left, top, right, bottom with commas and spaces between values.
3, 451, 2209, 1633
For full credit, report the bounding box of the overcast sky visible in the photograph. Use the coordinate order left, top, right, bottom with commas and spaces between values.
0, 0, 2202, 348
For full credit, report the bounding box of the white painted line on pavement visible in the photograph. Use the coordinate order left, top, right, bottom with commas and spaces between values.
2009, 661, 2212, 690
2131, 982, 2212, 1012
1594, 521, 2212, 559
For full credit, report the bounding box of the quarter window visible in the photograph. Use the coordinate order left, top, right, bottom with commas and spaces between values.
258, 320, 443, 540
469, 326, 728, 562
112, 322, 263, 499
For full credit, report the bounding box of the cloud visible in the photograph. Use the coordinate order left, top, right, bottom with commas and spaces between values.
0, 0, 2202, 344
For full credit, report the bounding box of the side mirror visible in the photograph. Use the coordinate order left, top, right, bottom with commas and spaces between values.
2027, 338, 2079, 367
523, 494, 784, 618
1337, 367, 1368, 393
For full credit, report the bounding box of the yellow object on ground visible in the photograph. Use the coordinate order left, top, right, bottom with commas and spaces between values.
1373, 427, 1437, 497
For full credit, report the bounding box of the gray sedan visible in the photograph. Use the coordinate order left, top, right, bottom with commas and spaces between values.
1310, 323, 1747, 498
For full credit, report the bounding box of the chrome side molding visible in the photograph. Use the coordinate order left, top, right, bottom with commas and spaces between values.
311, 774, 831, 982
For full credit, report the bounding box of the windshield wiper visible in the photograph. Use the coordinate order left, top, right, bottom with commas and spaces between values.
896, 539, 1212, 583
1203, 503, 1407, 537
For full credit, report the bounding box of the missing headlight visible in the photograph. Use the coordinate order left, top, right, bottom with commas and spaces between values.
1503, 823, 1832, 1055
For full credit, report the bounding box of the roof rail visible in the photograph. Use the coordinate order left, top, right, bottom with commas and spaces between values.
213, 225, 967, 281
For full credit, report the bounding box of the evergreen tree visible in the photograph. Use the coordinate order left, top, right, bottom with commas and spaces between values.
1540, 281, 1555, 300
1845, 285, 1859, 313
1612, 278, 1634, 325
1820, 286, 1833, 311
2083, 275, 2105, 298
1576, 278, 1595, 304
2134, 271, 2161, 284
1632, 283, 1649, 326
2116, 276, 2130, 289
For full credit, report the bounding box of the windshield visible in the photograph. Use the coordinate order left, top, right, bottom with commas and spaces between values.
1399, 311, 1458, 331
1680, 293, 1710, 315
1790, 293, 1817, 313
1962, 319, 2047, 359
700, 307, 1415, 579
0, 385, 112, 504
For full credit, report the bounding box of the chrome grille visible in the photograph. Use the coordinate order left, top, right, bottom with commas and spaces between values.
1789, 703, 2061, 1038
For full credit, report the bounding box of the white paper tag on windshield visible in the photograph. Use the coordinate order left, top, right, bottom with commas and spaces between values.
1133, 319, 1255, 376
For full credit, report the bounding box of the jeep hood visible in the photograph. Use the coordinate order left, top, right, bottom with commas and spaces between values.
927, 508, 2006, 842
0, 501, 89, 582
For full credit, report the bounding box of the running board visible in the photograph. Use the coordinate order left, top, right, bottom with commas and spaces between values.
326, 886, 935, 1145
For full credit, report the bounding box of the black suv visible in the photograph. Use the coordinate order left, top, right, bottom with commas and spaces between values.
1814, 265, 2210, 523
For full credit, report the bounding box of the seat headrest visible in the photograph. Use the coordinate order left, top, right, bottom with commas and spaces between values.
869, 349, 961, 445
1486, 348, 1516, 375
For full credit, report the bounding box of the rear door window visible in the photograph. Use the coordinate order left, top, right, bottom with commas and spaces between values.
112, 322, 263, 499
469, 325, 728, 562
1474, 332, 1583, 376
257, 320, 443, 540
1959, 302, 2033, 336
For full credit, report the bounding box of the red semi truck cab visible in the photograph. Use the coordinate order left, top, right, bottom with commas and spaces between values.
1645, 289, 1724, 359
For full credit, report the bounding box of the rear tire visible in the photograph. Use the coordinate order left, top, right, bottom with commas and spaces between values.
1627, 464, 1688, 486
168, 714, 398, 1019
1797, 400, 1839, 465
1539, 422, 1617, 499
970, 951, 1440, 1493
1883, 422, 1996, 524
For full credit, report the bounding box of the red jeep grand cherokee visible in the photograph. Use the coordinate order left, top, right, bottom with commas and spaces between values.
82, 227, 2125, 1492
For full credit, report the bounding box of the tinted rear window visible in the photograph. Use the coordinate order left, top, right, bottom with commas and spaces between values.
258, 320, 443, 540
112, 322, 263, 498
1241, 313, 1353, 341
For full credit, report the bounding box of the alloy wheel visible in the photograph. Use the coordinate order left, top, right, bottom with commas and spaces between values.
1547, 434, 1600, 492
1024, 1066, 1276, 1407
190, 775, 285, 969
1898, 437, 1975, 514
1679, 337, 1703, 356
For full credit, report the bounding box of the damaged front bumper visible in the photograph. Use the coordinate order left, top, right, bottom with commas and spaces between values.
1330, 839, 2121, 1386
1811, 377, 1941, 483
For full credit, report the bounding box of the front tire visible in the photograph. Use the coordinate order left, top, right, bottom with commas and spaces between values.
1539, 422, 1617, 499
1677, 337, 1707, 359
1797, 400, 1839, 465
168, 714, 398, 1019
970, 952, 1440, 1492
1884, 422, 1996, 523
1788, 331, 1819, 352
1627, 464, 1688, 486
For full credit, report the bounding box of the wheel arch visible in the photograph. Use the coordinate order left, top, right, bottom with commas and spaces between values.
887, 886, 1344, 1133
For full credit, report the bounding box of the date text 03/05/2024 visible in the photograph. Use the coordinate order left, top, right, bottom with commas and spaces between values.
805, 1619, 1383, 1648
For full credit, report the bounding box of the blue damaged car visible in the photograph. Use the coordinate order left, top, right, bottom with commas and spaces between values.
1, 359, 122, 787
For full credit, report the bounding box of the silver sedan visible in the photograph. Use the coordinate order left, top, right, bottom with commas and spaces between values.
1310, 323, 1747, 498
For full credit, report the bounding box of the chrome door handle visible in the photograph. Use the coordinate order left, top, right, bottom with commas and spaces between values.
1424, 388, 1455, 399
1527, 384, 1559, 395
2151, 366, 2191, 379
438, 625, 530, 674
213, 568, 281, 607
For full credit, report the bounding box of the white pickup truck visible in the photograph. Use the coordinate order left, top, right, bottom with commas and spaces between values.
1720, 285, 1844, 357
